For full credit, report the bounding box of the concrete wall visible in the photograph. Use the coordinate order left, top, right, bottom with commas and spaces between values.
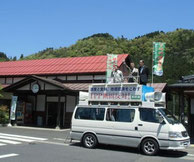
66, 95, 76, 112
37, 95, 45, 111
47, 96, 65, 102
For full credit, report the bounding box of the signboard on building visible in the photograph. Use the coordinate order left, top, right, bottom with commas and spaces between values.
88, 83, 142, 102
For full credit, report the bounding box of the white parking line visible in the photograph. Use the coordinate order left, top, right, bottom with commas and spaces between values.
12, 126, 70, 132
187, 154, 194, 157
0, 143, 6, 146
53, 138, 66, 141
0, 153, 19, 159
0, 139, 21, 145
38, 140, 70, 146
0, 135, 34, 142
0, 133, 47, 141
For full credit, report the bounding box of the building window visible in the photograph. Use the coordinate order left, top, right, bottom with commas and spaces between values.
0, 78, 5, 84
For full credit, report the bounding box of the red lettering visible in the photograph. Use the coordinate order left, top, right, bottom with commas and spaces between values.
158, 56, 163, 60
159, 51, 163, 55
90, 94, 93, 99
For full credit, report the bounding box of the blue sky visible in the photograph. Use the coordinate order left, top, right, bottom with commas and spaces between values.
0, 0, 194, 58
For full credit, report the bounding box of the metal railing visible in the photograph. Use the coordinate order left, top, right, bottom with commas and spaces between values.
107, 75, 140, 84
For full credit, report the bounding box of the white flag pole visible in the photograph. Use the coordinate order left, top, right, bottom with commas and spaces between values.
152, 42, 154, 86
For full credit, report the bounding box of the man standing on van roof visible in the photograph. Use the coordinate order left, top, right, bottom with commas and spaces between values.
111, 65, 124, 83
139, 60, 149, 85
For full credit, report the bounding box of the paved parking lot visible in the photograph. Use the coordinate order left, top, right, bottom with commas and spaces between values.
0, 126, 194, 162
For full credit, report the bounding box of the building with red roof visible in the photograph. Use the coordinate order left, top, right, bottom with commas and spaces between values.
0, 54, 128, 76
0, 54, 167, 129
0, 54, 131, 128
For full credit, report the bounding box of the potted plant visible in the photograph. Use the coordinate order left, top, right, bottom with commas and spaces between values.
0, 105, 9, 126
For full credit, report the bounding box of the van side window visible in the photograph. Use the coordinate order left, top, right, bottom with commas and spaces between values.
139, 108, 160, 123
106, 108, 135, 122
75, 107, 105, 121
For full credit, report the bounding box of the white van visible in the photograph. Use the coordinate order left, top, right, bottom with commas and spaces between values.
70, 104, 190, 156
70, 83, 190, 155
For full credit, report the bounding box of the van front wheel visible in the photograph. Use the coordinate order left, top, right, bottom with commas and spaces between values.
141, 138, 159, 156
82, 133, 98, 149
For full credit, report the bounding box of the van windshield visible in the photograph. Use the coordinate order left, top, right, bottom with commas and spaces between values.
158, 108, 180, 124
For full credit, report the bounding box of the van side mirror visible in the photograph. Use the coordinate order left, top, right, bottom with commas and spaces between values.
158, 116, 165, 124
156, 110, 165, 124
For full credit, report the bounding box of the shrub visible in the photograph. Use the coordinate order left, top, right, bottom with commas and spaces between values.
0, 105, 9, 124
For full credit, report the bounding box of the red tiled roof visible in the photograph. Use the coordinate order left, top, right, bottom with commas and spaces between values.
63, 83, 90, 91
147, 83, 167, 92
0, 54, 129, 76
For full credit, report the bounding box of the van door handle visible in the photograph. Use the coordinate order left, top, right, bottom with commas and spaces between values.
135, 127, 138, 131
138, 124, 143, 126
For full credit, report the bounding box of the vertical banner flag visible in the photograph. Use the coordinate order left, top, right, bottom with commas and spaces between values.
10, 96, 18, 120
153, 42, 166, 76
106, 54, 118, 83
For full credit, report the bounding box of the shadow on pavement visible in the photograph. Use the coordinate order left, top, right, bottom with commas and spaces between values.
69, 142, 188, 158
158, 150, 188, 158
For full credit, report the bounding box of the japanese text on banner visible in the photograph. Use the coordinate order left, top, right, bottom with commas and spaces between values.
153, 42, 166, 76
106, 54, 118, 83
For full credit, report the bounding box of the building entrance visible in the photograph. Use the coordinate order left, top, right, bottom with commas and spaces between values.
46, 102, 64, 128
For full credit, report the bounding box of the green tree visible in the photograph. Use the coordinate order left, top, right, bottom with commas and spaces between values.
0, 85, 9, 125
0, 52, 9, 62
20, 54, 24, 59
12, 56, 17, 61
22, 29, 194, 84
0, 105, 9, 124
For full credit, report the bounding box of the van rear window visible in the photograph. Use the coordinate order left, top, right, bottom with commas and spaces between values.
75, 107, 105, 121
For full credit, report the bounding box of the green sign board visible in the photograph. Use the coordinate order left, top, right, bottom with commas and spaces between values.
131, 95, 141, 100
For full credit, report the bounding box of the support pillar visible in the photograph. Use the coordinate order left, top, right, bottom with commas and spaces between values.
34, 94, 37, 125
179, 90, 185, 124
172, 94, 176, 115
56, 92, 61, 129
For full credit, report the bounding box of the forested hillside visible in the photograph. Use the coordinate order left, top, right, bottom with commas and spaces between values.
0, 52, 17, 62
1, 29, 194, 83
0, 52, 9, 62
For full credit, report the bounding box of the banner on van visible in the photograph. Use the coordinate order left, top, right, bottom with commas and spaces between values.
89, 84, 142, 102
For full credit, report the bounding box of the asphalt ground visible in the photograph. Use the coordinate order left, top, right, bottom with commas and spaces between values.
2, 126, 194, 145
0, 126, 194, 162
